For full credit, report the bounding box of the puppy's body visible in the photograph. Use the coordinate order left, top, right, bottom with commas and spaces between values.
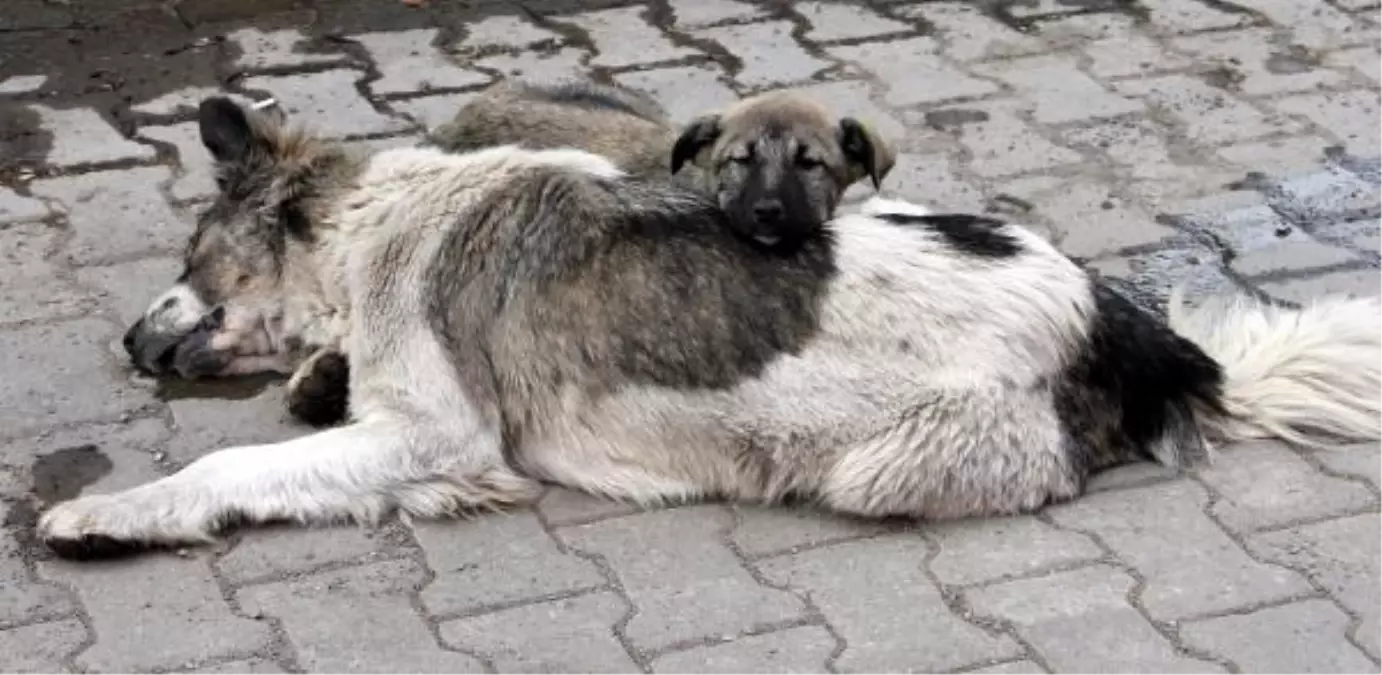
41, 99, 1382, 557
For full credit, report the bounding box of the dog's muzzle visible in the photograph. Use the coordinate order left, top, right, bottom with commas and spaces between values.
122, 307, 225, 377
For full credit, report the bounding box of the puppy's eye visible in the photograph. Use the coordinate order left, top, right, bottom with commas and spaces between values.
796, 155, 822, 168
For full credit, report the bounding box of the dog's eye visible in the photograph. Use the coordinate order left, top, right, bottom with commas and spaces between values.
796, 155, 822, 168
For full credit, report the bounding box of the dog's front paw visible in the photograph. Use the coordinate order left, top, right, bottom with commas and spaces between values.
286, 349, 351, 427
38, 493, 215, 560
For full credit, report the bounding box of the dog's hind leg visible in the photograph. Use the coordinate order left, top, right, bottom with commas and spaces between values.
37, 416, 539, 559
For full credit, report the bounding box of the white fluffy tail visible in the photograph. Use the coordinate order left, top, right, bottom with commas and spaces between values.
1168, 287, 1382, 448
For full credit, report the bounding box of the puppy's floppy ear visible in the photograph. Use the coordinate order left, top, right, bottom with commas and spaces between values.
671, 114, 723, 174
198, 96, 257, 164
838, 117, 896, 190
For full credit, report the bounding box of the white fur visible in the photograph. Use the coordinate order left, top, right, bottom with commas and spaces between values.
38, 146, 1382, 551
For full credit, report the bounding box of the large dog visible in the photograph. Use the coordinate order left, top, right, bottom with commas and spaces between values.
45, 96, 1380, 558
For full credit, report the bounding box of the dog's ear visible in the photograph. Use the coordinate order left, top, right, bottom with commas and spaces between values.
838, 117, 895, 190
671, 114, 723, 174
198, 97, 257, 164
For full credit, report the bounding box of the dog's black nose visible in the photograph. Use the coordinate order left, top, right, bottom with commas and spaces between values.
122, 319, 144, 358
753, 200, 783, 223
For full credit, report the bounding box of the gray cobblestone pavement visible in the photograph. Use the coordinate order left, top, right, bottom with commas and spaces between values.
1, 0, 1380, 672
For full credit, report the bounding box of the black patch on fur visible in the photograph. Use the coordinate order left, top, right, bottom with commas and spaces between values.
838, 118, 880, 189
44, 534, 164, 561
876, 213, 1022, 258
286, 351, 351, 428
1054, 282, 1225, 477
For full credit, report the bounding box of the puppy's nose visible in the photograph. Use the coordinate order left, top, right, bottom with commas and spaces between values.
753, 200, 783, 223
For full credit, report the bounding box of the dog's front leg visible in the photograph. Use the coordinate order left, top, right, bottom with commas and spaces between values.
37, 416, 540, 559
285, 346, 351, 427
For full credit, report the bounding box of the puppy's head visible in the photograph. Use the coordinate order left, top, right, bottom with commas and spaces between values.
670, 91, 895, 249
122, 97, 346, 380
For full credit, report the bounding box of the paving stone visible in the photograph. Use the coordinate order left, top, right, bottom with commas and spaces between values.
561, 505, 805, 651
968, 660, 1048, 674
351, 29, 489, 95
0, 320, 157, 440
139, 122, 219, 202
391, 92, 481, 131
1047, 481, 1311, 620
453, 14, 563, 51
0, 187, 48, 223
1259, 269, 1381, 303
472, 49, 589, 85
218, 525, 394, 585
1230, 239, 1358, 276
1326, 45, 1382, 85
227, 27, 347, 70
165, 383, 309, 468
1062, 118, 1195, 183
796, 1, 911, 42
966, 565, 1220, 673
1310, 443, 1380, 489
0, 503, 74, 626
1172, 29, 1347, 95
238, 559, 483, 673
184, 658, 287, 674
0, 619, 86, 673
241, 70, 409, 138
667, 0, 764, 29
1199, 441, 1375, 532
830, 37, 999, 106
1035, 12, 1139, 46
1008, 179, 1177, 257
897, 3, 1045, 63
0, 74, 48, 95
731, 504, 888, 558
1141, 0, 1255, 33
415, 511, 603, 616
652, 625, 836, 673
953, 107, 1082, 177
1085, 462, 1182, 493
757, 536, 1021, 671
440, 592, 636, 672
1250, 513, 1380, 659
536, 487, 640, 527
1116, 75, 1300, 146
1274, 90, 1382, 157
1272, 166, 1380, 225
927, 515, 1103, 586
972, 55, 1142, 124
1180, 599, 1375, 673
1216, 135, 1335, 176
0, 221, 96, 325
615, 65, 738, 125
3, 417, 169, 502
699, 21, 831, 89
28, 105, 156, 167
1251, 0, 1366, 50
75, 256, 182, 332
566, 7, 697, 68
30, 167, 186, 264
869, 152, 990, 214
41, 555, 270, 672
1082, 25, 1192, 78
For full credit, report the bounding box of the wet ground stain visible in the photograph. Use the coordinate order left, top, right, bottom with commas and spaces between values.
153, 371, 283, 402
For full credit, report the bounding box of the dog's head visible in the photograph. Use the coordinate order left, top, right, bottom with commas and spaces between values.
122, 97, 348, 379
670, 91, 895, 249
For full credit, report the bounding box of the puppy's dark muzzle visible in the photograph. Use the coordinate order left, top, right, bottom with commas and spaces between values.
123, 318, 180, 376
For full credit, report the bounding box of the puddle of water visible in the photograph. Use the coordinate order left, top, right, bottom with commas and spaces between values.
153, 372, 282, 402
30, 444, 114, 505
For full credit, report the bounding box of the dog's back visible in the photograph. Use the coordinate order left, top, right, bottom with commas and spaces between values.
425, 80, 678, 179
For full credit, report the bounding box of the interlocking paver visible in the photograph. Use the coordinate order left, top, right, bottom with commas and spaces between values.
966, 565, 1221, 673
928, 516, 1103, 586
238, 559, 483, 673
757, 536, 1021, 672
1180, 600, 1376, 673
1048, 480, 1312, 620
1250, 513, 1381, 659
440, 592, 636, 672
698, 21, 831, 89
41, 555, 270, 672
651, 625, 835, 673
561, 506, 806, 651
416, 511, 604, 616
1, 2, 1379, 672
